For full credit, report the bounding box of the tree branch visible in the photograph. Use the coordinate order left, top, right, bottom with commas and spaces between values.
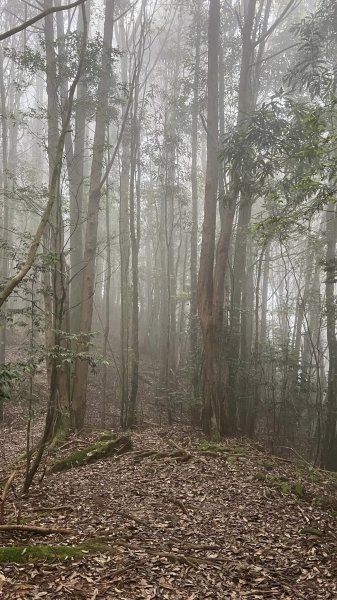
0, 0, 87, 41
0, 5, 88, 308
254, 0, 301, 47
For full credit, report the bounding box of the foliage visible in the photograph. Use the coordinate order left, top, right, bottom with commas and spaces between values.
0, 363, 27, 402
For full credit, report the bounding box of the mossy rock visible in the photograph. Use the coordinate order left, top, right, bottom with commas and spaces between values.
0, 542, 111, 564
50, 435, 132, 473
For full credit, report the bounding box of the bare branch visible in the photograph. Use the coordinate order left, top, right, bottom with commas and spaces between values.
0, 5, 88, 307
0, 0, 87, 41
254, 0, 302, 47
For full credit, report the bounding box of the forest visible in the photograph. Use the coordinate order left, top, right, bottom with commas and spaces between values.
0, 0, 337, 598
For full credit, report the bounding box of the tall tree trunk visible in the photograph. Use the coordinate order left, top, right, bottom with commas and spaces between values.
321, 204, 337, 470
197, 0, 221, 436
0, 48, 9, 365
44, 0, 70, 438
118, 18, 131, 428
72, 0, 115, 431
127, 79, 141, 427
102, 178, 111, 428
190, 2, 201, 413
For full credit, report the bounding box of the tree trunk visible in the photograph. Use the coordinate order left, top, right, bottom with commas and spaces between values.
321, 204, 337, 470
190, 2, 201, 413
197, 0, 220, 436
72, 0, 115, 431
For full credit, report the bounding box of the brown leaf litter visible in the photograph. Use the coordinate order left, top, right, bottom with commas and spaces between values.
0, 427, 336, 599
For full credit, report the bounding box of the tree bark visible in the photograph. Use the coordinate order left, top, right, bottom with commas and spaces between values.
72, 0, 115, 431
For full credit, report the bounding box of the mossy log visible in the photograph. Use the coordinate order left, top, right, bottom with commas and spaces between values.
50, 435, 132, 473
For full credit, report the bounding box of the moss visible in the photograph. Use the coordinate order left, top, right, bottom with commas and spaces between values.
262, 474, 306, 498
50, 435, 132, 473
280, 482, 290, 494
291, 481, 306, 498
227, 455, 240, 465
0, 542, 113, 564
229, 445, 249, 455
301, 527, 322, 537
48, 411, 71, 452
315, 494, 337, 511
199, 441, 228, 453
262, 461, 274, 472
306, 469, 324, 484
98, 431, 117, 442
253, 471, 266, 482
199, 441, 249, 457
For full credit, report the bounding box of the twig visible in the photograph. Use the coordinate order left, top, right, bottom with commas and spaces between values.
171, 498, 189, 516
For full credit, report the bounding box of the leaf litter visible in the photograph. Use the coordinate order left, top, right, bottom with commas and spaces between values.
0, 426, 336, 599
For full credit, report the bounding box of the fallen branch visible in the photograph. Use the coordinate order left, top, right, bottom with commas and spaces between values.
0, 471, 16, 525
117, 510, 150, 528
150, 550, 199, 568
0, 524, 72, 534
133, 449, 191, 462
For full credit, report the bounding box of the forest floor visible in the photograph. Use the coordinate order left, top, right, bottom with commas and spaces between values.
0, 425, 337, 599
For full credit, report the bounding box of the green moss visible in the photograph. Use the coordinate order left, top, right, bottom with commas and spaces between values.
227, 455, 240, 465
262, 474, 306, 498
50, 436, 132, 473
280, 482, 290, 494
98, 431, 117, 442
0, 542, 112, 564
229, 445, 249, 455
291, 481, 306, 498
262, 461, 274, 471
253, 471, 266, 482
199, 441, 249, 457
301, 527, 322, 536
199, 441, 228, 453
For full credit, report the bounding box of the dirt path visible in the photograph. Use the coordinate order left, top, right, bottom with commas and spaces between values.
1, 428, 337, 599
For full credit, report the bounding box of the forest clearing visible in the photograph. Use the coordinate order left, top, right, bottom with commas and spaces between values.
2, 0, 337, 597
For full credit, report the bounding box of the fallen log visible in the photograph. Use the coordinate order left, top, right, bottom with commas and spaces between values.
50, 435, 132, 473
0, 524, 72, 534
